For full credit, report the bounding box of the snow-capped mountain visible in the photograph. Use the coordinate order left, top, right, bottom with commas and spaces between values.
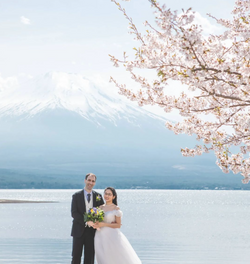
0, 71, 219, 187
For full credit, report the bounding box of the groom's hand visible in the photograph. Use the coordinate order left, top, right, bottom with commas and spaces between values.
87, 221, 94, 227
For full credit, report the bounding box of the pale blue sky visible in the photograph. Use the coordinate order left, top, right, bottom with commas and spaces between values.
0, 0, 235, 78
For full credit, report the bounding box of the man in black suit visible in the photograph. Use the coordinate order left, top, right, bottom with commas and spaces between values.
71, 173, 104, 264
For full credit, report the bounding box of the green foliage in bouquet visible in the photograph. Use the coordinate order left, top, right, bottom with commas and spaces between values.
84, 207, 105, 223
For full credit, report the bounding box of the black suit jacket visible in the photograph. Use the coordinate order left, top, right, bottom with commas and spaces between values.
71, 189, 104, 237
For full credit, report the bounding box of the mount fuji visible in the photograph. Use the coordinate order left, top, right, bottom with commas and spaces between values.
0, 72, 244, 189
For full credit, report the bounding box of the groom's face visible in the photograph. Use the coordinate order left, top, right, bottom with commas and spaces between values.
85, 175, 96, 191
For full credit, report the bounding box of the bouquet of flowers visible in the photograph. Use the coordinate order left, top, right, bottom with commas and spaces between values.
84, 207, 105, 230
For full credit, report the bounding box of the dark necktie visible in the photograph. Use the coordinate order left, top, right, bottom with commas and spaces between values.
87, 193, 91, 203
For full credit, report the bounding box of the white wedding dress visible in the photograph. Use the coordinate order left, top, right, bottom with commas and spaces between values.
95, 209, 142, 264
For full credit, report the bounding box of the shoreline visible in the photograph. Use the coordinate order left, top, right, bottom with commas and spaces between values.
0, 199, 57, 204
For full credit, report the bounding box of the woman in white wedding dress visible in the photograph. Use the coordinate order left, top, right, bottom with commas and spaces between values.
93, 187, 142, 264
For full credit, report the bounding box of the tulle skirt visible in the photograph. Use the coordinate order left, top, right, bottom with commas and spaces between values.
95, 227, 142, 264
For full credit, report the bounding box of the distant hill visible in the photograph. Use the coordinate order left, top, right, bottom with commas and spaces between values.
0, 168, 248, 190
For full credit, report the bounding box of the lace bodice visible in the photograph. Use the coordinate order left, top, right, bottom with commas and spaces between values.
103, 210, 123, 224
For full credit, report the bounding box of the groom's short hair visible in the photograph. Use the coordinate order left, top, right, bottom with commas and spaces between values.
85, 173, 97, 181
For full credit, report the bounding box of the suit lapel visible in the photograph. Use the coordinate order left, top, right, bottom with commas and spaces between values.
80, 190, 86, 213
92, 191, 96, 207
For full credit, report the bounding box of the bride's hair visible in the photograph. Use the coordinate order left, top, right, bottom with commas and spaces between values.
105, 187, 118, 205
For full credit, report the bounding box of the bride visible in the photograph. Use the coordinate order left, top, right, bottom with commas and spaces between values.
93, 187, 142, 264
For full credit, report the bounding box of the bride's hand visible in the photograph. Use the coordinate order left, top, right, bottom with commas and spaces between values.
92, 221, 98, 229
93, 222, 104, 229
93, 222, 99, 229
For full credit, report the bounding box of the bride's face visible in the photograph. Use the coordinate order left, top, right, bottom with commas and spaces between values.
104, 189, 115, 203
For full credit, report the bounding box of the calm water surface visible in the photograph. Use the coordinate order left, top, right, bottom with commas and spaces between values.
0, 189, 250, 264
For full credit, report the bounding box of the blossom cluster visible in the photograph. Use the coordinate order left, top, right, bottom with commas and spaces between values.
110, 0, 250, 183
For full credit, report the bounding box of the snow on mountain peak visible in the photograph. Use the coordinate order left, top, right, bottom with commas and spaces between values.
0, 72, 163, 123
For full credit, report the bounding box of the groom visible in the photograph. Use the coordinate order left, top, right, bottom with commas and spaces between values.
71, 173, 104, 264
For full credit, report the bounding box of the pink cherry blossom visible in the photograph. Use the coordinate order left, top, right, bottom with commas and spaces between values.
111, 0, 250, 183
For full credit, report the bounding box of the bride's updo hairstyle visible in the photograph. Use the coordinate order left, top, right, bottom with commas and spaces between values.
105, 187, 118, 205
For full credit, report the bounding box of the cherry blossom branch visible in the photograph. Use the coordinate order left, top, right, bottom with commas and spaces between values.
111, 0, 250, 183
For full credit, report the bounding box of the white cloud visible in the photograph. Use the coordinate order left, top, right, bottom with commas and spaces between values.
20, 16, 31, 25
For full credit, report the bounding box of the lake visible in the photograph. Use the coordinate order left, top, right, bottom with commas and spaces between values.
0, 189, 250, 264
